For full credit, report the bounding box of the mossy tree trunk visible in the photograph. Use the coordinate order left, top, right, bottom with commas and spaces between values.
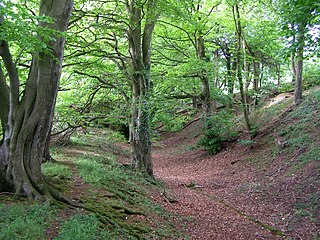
126, 0, 158, 177
0, 0, 73, 198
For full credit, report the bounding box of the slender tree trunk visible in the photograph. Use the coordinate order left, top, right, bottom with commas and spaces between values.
290, 24, 297, 84
242, 38, 251, 113
226, 48, 233, 95
212, 49, 219, 111
0, 0, 73, 198
233, 5, 252, 138
277, 64, 281, 86
294, 23, 305, 104
225, 47, 234, 109
252, 59, 259, 92
291, 52, 297, 84
259, 62, 264, 88
252, 58, 260, 106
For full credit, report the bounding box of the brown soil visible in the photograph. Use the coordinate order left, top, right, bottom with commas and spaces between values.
152, 119, 320, 239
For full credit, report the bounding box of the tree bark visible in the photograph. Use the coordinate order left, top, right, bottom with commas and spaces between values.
127, 0, 158, 177
0, 0, 73, 198
294, 23, 305, 104
225, 46, 234, 96
233, 5, 253, 138
196, 35, 211, 114
290, 23, 297, 84
0, 67, 9, 137
277, 64, 281, 86
252, 58, 259, 92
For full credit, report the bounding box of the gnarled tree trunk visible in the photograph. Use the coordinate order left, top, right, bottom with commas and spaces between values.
0, 0, 73, 198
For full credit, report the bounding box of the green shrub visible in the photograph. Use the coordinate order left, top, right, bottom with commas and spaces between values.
198, 111, 238, 154
278, 82, 294, 93
303, 64, 320, 89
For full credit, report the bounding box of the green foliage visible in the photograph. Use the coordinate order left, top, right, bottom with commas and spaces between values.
154, 112, 191, 132
303, 63, 320, 89
0, 203, 55, 240
278, 82, 294, 93
55, 214, 112, 240
198, 111, 238, 154
298, 145, 320, 163
0, 0, 65, 71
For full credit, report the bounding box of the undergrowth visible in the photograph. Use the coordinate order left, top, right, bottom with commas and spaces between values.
74, 153, 176, 239
0, 203, 55, 240
198, 111, 238, 154
56, 213, 113, 240
281, 88, 320, 170
0, 130, 180, 239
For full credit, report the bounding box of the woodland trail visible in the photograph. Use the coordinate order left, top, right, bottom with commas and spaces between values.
152, 123, 284, 240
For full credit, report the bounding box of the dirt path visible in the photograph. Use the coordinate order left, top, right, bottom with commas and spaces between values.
152, 123, 283, 239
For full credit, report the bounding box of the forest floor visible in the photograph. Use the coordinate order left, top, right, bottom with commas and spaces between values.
149, 89, 320, 239
0, 89, 319, 240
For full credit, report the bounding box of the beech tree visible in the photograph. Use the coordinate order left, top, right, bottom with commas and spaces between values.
0, 0, 73, 199
275, 0, 320, 104
126, 0, 159, 176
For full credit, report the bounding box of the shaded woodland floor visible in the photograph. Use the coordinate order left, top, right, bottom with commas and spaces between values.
151, 90, 320, 239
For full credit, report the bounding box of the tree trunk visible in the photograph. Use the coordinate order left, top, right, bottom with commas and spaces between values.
127, 0, 158, 177
43, 122, 54, 162
131, 76, 153, 176
294, 23, 305, 104
291, 52, 297, 84
0, 0, 73, 198
277, 64, 281, 86
233, 5, 253, 138
226, 47, 234, 95
196, 35, 211, 114
212, 49, 219, 111
0, 67, 9, 137
290, 24, 297, 84
252, 58, 259, 92
252, 58, 260, 106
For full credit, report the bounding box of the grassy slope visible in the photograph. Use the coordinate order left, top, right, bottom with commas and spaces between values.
0, 130, 180, 240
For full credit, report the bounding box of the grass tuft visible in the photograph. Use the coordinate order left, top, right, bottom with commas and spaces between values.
55, 213, 112, 240
0, 203, 55, 240
42, 162, 72, 179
